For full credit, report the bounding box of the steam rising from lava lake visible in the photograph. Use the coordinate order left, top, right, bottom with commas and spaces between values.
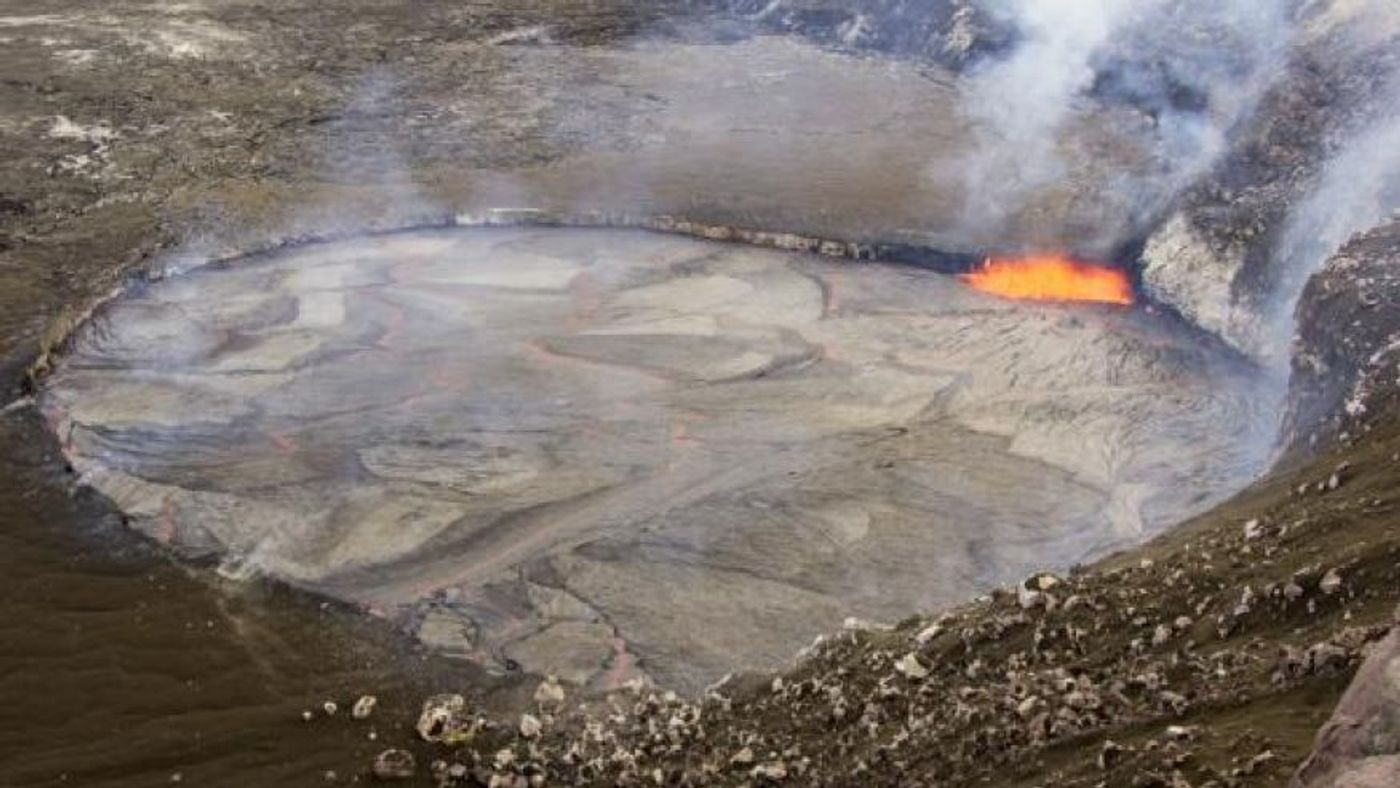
42, 227, 1277, 691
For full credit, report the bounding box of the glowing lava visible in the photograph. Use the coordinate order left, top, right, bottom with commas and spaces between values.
961, 254, 1134, 306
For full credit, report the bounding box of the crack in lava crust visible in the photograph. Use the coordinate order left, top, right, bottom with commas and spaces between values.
40, 226, 1279, 693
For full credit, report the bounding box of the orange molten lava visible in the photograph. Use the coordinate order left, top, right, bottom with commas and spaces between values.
961, 255, 1134, 306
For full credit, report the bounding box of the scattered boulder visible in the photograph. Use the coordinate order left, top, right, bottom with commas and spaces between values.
1243, 519, 1264, 540
894, 653, 929, 680
353, 695, 378, 720
371, 749, 416, 781
417, 694, 468, 742
1320, 568, 1344, 596
1100, 740, 1124, 770
533, 676, 566, 711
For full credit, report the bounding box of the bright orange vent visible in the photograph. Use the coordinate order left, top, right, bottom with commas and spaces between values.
961, 254, 1133, 306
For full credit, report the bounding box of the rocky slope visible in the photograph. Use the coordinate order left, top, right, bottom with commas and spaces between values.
1138, 1, 1400, 360
1284, 217, 1400, 454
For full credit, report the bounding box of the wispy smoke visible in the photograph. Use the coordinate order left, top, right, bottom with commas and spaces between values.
946, 0, 1291, 250
948, 0, 1141, 237
305, 68, 444, 231
1266, 101, 1400, 359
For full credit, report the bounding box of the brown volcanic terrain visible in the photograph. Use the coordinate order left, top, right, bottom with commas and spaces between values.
1, 1, 1399, 786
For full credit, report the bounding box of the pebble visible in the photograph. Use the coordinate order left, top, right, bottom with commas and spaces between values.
533, 676, 566, 710
493, 748, 515, 770
1320, 568, 1344, 595
1017, 585, 1045, 610
371, 749, 415, 781
1099, 740, 1124, 769
894, 653, 929, 680
1243, 518, 1263, 540
519, 713, 542, 739
914, 623, 944, 645
352, 695, 378, 720
752, 761, 788, 781
417, 694, 467, 742
843, 617, 892, 632
1165, 725, 1197, 742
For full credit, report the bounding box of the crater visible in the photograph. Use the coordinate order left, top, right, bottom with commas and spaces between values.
40, 226, 1279, 692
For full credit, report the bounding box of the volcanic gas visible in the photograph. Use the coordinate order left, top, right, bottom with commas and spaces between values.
961, 254, 1134, 305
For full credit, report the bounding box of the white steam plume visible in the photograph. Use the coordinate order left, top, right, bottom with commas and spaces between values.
950, 0, 1144, 237
1267, 104, 1400, 360
946, 0, 1291, 251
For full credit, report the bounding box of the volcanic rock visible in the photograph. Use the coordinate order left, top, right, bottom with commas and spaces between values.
371, 749, 416, 781
417, 694, 468, 743
352, 695, 378, 720
1294, 630, 1400, 785
894, 653, 929, 680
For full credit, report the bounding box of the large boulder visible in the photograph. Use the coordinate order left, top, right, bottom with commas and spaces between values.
1293, 628, 1400, 787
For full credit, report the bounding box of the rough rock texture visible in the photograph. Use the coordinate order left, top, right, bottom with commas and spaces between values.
1140, 0, 1400, 357
1284, 217, 1400, 453
1294, 629, 1400, 787
688, 0, 1012, 70
41, 226, 1273, 693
